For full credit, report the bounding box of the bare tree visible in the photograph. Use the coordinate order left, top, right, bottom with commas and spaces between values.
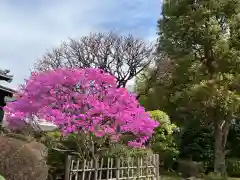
135, 54, 175, 99
35, 32, 154, 88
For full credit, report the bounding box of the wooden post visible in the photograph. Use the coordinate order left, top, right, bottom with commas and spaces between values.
89, 160, 93, 180
110, 158, 114, 179
106, 158, 110, 180
99, 158, 104, 180
64, 155, 72, 180
137, 157, 141, 180
155, 154, 160, 180
146, 156, 149, 179
82, 160, 86, 180
127, 157, 130, 180
116, 158, 120, 180
94, 158, 98, 180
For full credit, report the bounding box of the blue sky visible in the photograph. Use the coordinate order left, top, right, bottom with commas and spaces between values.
0, 0, 161, 89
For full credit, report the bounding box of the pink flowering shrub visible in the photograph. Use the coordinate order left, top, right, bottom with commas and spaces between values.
4, 68, 159, 148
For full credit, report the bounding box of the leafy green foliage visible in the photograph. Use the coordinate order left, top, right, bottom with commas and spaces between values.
155, 0, 240, 175
226, 158, 240, 177
227, 120, 240, 159
157, 0, 240, 125
149, 110, 179, 170
179, 124, 214, 171
149, 110, 178, 136
133, 0, 240, 176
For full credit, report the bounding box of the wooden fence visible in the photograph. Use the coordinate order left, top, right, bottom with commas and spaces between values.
64, 154, 160, 180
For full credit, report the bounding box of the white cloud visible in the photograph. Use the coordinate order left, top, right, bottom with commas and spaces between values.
0, 0, 160, 89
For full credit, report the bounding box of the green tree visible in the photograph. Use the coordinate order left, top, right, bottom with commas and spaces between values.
135, 56, 198, 126
157, 0, 240, 176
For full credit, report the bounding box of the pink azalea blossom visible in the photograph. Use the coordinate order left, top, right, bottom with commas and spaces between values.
4, 68, 159, 148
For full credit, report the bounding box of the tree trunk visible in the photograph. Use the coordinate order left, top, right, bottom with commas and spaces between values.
214, 121, 229, 177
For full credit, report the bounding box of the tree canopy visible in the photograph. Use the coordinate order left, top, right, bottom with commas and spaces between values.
136, 0, 240, 176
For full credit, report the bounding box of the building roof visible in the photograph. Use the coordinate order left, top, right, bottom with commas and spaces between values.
0, 69, 13, 82
0, 69, 15, 95
0, 84, 16, 94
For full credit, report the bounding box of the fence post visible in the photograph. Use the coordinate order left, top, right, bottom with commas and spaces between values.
155, 154, 160, 180
64, 155, 72, 180
94, 157, 98, 180
116, 158, 120, 180
137, 157, 141, 180
127, 157, 130, 180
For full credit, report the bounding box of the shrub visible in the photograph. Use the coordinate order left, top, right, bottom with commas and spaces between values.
0, 134, 48, 180
149, 110, 179, 171
4, 68, 158, 148
227, 119, 240, 159
177, 159, 204, 178
226, 158, 240, 177
179, 124, 214, 172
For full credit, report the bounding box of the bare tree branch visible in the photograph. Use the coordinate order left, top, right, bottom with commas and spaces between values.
136, 54, 175, 99
35, 32, 154, 88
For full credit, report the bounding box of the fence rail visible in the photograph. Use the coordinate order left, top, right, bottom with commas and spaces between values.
65, 154, 159, 180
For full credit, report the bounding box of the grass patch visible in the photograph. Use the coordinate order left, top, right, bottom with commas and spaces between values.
160, 172, 182, 180
161, 175, 181, 180
160, 172, 240, 180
